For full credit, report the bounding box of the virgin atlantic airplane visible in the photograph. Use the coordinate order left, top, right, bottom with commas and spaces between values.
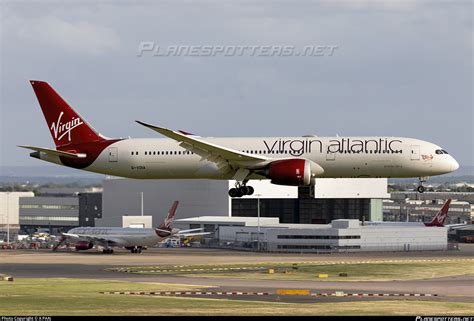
20, 80, 459, 197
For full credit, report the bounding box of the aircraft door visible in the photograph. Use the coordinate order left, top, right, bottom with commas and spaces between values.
108, 147, 118, 162
410, 145, 420, 160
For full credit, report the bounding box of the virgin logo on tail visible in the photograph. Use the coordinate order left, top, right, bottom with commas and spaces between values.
425, 199, 451, 227
50, 112, 84, 142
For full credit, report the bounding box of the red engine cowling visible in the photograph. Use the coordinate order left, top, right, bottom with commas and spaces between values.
265, 159, 324, 186
75, 241, 93, 251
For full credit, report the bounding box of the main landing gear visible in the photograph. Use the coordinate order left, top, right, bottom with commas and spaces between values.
228, 182, 254, 198
130, 247, 142, 254
416, 176, 429, 193
102, 248, 114, 254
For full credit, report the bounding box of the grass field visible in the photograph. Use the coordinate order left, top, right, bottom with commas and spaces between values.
124, 260, 474, 282
0, 278, 473, 316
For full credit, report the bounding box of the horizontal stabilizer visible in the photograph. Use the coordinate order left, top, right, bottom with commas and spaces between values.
62, 232, 80, 238
178, 232, 212, 237
18, 145, 87, 159
177, 228, 205, 234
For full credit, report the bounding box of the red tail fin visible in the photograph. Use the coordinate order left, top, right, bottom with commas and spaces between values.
155, 201, 179, 237
425, 199, 451, 227
30, 80, 104, 148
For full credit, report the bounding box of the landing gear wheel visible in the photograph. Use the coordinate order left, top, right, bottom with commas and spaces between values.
247, 186, 254, 196
229, 188, 239, 198
229, 183, 254, 198
416, 176, 428, 194
137, 248, 142, 254
239, 186, 250, 195
103, 248, 114, 254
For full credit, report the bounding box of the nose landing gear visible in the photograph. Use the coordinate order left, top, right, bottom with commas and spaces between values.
416, 176, 429, 193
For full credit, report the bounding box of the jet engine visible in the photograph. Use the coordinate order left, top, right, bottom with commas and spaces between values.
260, 159, 324, 186
75, 241, 93, 251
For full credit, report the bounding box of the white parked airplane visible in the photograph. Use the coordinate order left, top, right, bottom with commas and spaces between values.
20, 80, 459, 197
53, 201, 209, 254
365, 199, 465, 228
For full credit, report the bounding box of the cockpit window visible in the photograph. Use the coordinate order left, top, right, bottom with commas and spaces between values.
435, 149, 449, 155
441, 149, 448, 154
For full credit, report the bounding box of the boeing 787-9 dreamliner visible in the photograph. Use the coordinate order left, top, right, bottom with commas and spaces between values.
20, 81, 459, 197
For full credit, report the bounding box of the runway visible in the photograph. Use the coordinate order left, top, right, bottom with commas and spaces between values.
2, 247, 473, 303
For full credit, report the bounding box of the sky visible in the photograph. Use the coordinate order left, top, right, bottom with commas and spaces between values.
0, 0, 472, 172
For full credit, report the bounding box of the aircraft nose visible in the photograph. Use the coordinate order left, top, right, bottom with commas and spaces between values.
450, 157, 459, 172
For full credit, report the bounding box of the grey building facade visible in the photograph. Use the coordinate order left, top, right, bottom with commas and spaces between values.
19, 192, 103, 234
99, 178, 389, 227
99, 178, 231, 227
19, 196, 79, 234
78, 193, 102, 227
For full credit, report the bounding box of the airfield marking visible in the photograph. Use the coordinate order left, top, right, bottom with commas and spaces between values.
107, 258, 474, 274
100, 291, 438, 298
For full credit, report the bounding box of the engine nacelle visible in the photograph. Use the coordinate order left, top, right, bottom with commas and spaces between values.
75, 241, 93, 251
264, 159, 324, 186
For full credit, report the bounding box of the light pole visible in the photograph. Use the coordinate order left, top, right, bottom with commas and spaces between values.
255, 194, 262, 251
6, 192, 10, 245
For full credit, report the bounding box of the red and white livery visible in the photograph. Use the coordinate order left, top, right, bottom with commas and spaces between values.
20, 80, 459, 196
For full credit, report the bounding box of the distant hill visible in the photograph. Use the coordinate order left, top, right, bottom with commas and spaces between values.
0, 165, 103, 177
0, 165, 105, 186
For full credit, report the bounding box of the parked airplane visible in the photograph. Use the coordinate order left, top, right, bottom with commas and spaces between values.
20, 81, 459, 197
52, 201, 209, 254
366, 199, 468, 229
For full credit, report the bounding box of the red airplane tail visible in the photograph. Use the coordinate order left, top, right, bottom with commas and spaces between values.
155, 201, 179, 237
30, 80, 105, 148
425, 199, 451, 227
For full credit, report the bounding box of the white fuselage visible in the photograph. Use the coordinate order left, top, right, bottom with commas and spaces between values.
68, 227, 172, 247
41, 136, 459, 180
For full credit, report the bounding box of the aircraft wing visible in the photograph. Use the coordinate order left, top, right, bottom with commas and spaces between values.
62, 232, 118, 244
136, 121, 270, 174
446, 224, 471, 231
18, 145, 87, 159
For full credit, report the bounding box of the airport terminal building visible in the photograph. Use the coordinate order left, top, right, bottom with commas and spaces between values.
174, 217, 448, 253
